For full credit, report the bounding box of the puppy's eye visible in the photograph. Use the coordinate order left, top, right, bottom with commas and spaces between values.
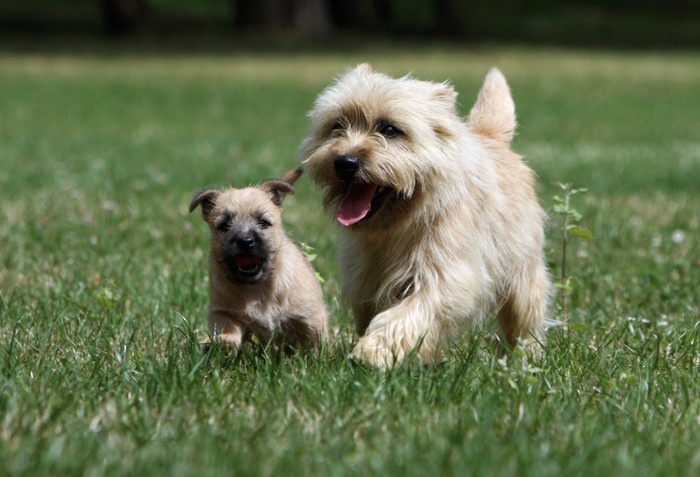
257, 218, 272, 229
379, 123, 402, 138
215, 213, 233, 231
215, 219, 230, 232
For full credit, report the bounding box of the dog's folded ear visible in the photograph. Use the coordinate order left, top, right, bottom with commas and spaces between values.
433, 82, 457, 103
259, 168, 301, 206
260, 179, 295, 207
467, 68, 516, 145
189, 189, 219, 219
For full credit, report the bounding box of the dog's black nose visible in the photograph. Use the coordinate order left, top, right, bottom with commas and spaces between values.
237, 236, 255, 250
334, 155, 361, 182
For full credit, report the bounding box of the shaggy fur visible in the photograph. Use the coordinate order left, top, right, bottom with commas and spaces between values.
299, 64, 552, 367
190, 169, 328, 348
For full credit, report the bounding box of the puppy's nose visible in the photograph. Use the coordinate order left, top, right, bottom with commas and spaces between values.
236, 236, 255, 250
334, 155, 361, 182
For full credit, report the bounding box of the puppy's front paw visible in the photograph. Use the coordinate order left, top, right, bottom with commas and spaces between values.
349, 335, 404, 369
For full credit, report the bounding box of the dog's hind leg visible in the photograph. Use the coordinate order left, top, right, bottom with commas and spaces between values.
496, 259, 551, 349
282, 312, 329, 348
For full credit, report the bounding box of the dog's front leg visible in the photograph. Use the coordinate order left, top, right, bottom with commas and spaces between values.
208, 309, 245, 347
352, 302, 376, 336
349, 292, 443, 369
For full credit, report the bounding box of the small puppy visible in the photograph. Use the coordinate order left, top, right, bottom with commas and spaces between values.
189, 169, 328, 348
299, 64, 552, 368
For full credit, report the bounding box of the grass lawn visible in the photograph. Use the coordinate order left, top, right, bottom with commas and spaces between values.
0, 44, 698, 476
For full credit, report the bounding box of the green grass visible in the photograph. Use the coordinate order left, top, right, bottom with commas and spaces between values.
1, 45, 699, 476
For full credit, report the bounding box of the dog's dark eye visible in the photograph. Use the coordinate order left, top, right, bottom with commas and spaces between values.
215, 219, 230, 232
215, 213, 233, 231
331, 120, 346, 135
257, 218, 272, 229
379, 123, 402, 138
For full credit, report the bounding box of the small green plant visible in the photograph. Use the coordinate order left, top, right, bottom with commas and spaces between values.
552, 182, 593, 320
298, 241, 325, 285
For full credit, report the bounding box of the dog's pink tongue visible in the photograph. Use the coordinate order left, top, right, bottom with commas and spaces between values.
337, 183, 378, 226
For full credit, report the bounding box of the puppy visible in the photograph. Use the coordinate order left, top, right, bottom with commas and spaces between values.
299, 64, 552, 368
189, 169, 328, 348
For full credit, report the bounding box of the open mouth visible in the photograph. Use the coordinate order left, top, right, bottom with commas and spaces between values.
337, 183, 392, 226
234, 254, 264, 275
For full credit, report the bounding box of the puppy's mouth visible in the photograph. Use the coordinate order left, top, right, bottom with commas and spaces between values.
337, 183, 391, 226
235, 254, 263, 274
227, 253, 267, 283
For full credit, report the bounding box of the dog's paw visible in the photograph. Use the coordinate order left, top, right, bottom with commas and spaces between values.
349, 335, 405, 369
207, 332, 243, 349
520, 335, 545, 359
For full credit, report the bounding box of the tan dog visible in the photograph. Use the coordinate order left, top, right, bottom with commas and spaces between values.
299, 64, 552, 367
189, 169, 328, 348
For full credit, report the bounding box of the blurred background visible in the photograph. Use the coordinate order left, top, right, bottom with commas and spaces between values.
1, 0, 699, 50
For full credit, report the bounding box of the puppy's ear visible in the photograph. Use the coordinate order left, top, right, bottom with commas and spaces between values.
189, 189, 219, 219
467, 68, 516, 145
280, 167, 303, 186
259, 180, 295, 207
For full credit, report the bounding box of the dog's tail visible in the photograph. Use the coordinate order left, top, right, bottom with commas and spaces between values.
280, 167, 303, 186
467, 68, 516, 146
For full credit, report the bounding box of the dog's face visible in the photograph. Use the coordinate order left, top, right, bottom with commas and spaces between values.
190, 178, 295, 285
299, 64, 463, 229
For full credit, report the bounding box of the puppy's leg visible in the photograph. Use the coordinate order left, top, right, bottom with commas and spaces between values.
208, 310, 245, 347
497, 259, 550, 349
284, 312, 329, 347
349, 291, 445, 368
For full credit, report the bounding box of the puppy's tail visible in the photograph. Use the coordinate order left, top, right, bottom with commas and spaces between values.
467, 68, 516, 145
